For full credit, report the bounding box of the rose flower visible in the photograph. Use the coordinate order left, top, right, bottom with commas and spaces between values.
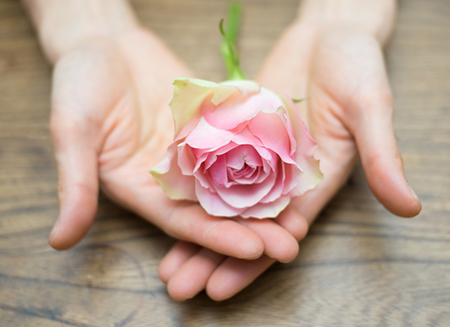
150, 78, 322, 218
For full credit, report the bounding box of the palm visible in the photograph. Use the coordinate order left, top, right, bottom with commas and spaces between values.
53, 29, 190, 221
92, 31, 192, 220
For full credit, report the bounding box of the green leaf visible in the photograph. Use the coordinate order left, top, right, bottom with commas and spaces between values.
292, 98, 308, 103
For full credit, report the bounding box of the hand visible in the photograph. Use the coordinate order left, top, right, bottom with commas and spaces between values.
159, 20, 421, 301
49, 29, 301, 265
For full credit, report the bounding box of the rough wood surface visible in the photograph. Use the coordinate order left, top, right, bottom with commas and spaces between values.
1, 0, 449, 326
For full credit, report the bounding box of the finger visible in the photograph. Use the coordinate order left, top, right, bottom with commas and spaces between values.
158, 241, 200, 284
49, 114, 99, 250
206, 255, 275, 301
47, 46, 126, 250
131, 190, 265, 260
233, 217, 299, 263
352, 86, 421, 218
167, 248, 225, 301
274, 205, 309, 241
309, 28, 421, 218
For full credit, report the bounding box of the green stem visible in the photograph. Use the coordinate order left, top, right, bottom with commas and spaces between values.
220, 2, 246, 80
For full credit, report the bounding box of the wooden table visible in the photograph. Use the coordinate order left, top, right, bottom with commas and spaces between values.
1, 0, 449, 326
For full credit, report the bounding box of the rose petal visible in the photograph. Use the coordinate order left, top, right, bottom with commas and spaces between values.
225, 145, 262, 170
208, 155, 228, 186
240, 195, 291, 219
186, 120, 277, 171
185, 117, 235, 149
232, 128, 277, 167
203, 87, 285, 131
177, 142, 196, 175
260, 161, 285, 203
279, 93, 323, 194
248, 111, 297, 165
195, 180, 245, 217
274, 106, 298, 156
214, 169, 277, 209
170, 78, 239, 137
203, 142, 239, 170
282, 163, 302, 194
220, 80, 261, 96
227, 166, 261, 186
150, 141, 197, 201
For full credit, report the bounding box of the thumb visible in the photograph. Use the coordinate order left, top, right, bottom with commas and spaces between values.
49, 112, 99, 250
47, 50, 106, 250
352, 89, 421, 218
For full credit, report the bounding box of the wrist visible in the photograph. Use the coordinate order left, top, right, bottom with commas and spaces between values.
296, 0, 397, 47
22, 0, 139, 64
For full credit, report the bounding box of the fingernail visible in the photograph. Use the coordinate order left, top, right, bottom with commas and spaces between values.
49, 216, 61, 243
254, 249, 264, 259
279, 246, 300, 264
408, 184, 420, 202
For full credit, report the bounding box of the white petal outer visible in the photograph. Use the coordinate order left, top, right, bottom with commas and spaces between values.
220, 80, 261, 96
170, 78, 237, 137
278, 93, 323, 195
150, 141, 197, 201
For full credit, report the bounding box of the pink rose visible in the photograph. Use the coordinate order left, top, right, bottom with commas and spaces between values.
150, 78, 322, 218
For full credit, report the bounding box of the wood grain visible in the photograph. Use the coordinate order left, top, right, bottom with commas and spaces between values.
1, 0, 449, 326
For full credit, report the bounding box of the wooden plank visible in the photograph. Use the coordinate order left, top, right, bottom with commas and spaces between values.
0, 0, 449, 326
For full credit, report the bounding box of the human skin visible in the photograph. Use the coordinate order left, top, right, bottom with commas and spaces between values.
22, 0, 420, 301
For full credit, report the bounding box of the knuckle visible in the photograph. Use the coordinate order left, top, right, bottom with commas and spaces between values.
50, 117, 84, 148
354, 89, 393, 119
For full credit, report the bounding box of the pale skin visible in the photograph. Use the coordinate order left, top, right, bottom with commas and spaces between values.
22, 0, 420, 301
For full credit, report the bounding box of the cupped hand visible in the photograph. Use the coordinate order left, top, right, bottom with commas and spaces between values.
159, 22, 421, 301
49, 28, 300, 264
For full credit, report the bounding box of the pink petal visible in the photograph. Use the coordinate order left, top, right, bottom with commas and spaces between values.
185, 117, 235, 149
274, 106, 298, 156
232, 128, 277, 165
282, 162, 302, 194
202, 142, 239, 170
226, 166, 261, 186
260, 161, 284, 203
214, 170, 277, 209
203, 87, 284, 131
193, 152, 208, 173
194, 165, 215, 190
248, 111, 297, 165
195, 180, 245, 217
208, 155, 228, 186
225, 145, 262, 169
240, 195, 291, 219
177, 142, 196, 175
253, 159, 273, 184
